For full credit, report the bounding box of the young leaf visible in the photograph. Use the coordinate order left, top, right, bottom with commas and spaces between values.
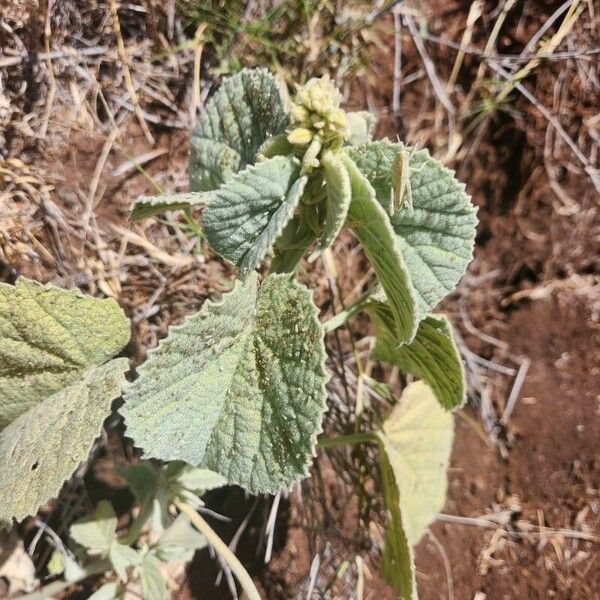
316, 150, 352, 253
342, 153, 418, 344
0, 278, 130, 427
190, 68, 289, 191
173, 465, 228, 499
349, 141, 478, 319
154, 514, 207, 563
139, 554, 167, 600
70, 501, 118, 553
202, 156, 308, 277
117, 462, 160, 511
109, 543, 142, 581
345, 111, 376, 147
129, 192, 206, 221
121, 273, 328, 494
378, 381, 454, 547
368, 302, 465, 409
0, 358, 129, 525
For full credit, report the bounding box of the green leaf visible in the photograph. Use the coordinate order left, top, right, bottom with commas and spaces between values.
0, 278, 130, 428
379, 447, 417, 600
345, 111, 376, 147
70, 501, 117, 553
129, 192, 206, 221
173, 465, 228, 498
0, 359, 128, 525
154, 514, 207, 563
202, 156, 308, 277
378, 381, 454, 547
109, 543, 142, 581
139, 554, 167, 600
190, 68, 289, 192
117, 462, 160, 510
88, 582, 121, 600
316, 150, 351, 252
349, 141, 478, 319
342, 153, 418, 344
369, 303, 465, 409
122, 273, 328, 494
391, 149, 477, 318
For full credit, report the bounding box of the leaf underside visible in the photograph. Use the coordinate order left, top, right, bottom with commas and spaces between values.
348, 141, 478, 319
202, 155, 307, 277
369, 303, 465, 409
121, 273, 328, 494
0, 359, 128, 524
342, 153, 418, 344
380, 448, 417, 600
318, 151, 352, 252
189, 68, 289, 192
379, 381, 454, 547
0, 278, 130, 428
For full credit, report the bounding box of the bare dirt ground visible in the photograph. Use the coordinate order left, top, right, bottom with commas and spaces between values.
1, 0, 599, 598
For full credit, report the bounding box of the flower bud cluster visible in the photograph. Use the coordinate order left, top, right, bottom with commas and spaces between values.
287, 76, 349, 160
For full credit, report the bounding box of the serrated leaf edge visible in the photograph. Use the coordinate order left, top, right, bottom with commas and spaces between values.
121, 274, 329, 493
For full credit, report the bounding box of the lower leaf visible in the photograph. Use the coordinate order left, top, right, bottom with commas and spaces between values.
369, 302, 465, 409
0, 359, 128, 525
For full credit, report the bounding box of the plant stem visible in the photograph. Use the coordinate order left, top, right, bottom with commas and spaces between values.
174, 499, 262, 600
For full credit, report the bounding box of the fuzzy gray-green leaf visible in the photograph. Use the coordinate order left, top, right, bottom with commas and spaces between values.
0, 359, 128, 524
121, 273, 327, 494
349, 141, 478, 319
0, 278, 130, 428
369, 303, 465, 409
202, 156, 307, 277
190, 68, 289, 191
343, 153, 418, 344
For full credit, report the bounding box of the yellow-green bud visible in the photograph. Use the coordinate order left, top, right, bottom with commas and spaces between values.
287, 127, 314, 146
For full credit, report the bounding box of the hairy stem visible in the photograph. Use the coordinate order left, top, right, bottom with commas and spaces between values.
175, 499, 262, 600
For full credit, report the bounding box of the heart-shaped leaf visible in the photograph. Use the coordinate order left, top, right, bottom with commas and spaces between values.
121, 273, 328, 494
378, 381, 454, 599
